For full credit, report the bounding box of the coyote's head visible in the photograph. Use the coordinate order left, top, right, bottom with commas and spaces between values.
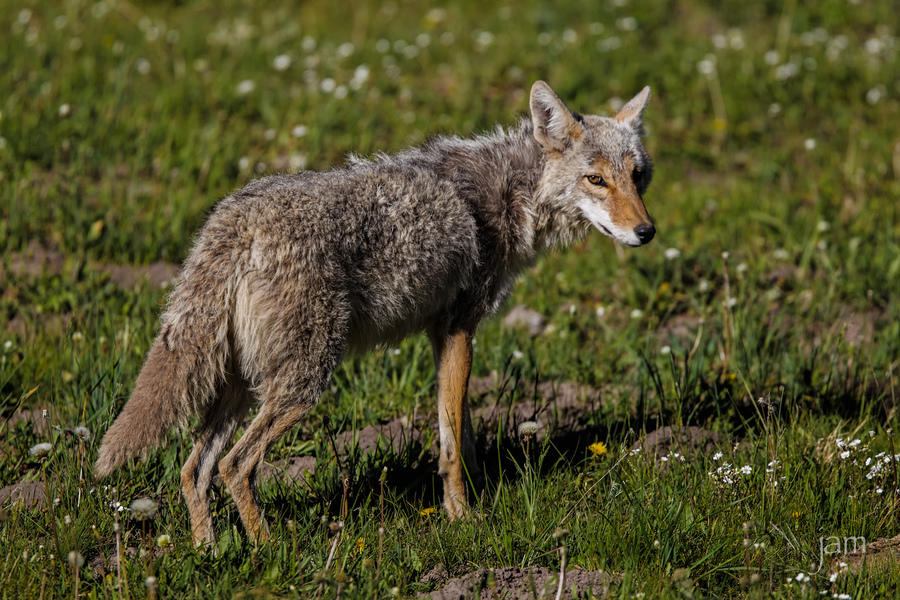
530, 80, 655, 247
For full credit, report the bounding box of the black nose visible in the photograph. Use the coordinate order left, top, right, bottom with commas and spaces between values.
634, 223, 656, 244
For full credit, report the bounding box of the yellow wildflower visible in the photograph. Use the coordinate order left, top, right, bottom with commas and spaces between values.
588, 441, 608, 456
354, 537, 365, 555
420, 507, 436, 516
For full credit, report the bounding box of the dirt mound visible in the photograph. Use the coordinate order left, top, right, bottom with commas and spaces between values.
427, 566, 613, 599
839, 533, 900, 573
634, 425, 723, 458
0, 481, 46, 509
5, 241, 179, 289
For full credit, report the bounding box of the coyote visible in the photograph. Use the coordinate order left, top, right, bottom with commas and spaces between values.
94, 81, 656, 545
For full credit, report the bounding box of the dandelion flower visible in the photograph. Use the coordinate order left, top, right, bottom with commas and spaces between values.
236, 79, 255, 95
272, 54, 291, 71
73, 425, 91, 442
30, 442, 52, 457
130, 497, 158, 520
67, 551, 84, 569
518, 421, 539, 437
588, 441, 608, 456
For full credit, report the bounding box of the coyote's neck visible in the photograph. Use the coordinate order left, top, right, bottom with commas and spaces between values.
437, 119, 588, 262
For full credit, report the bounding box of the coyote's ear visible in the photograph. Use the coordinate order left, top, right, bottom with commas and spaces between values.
530, 81, 582, 153
615, 86, 651, 130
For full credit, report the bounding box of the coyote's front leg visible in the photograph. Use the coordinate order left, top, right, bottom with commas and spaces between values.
430, 328, 477, 519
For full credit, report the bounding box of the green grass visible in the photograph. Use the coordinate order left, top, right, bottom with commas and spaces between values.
1, 0, 899, 597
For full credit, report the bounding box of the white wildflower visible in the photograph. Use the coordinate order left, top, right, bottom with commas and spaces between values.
30, 442, 52, 457
664, 247, 681, 260
73, 426, 91, 442
272, 54, 291, 71
236, 79, 255, 95
130, 497, 158, 520
630, 309, 643, 319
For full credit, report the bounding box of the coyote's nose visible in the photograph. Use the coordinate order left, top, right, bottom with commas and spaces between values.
634, 223, 656, 244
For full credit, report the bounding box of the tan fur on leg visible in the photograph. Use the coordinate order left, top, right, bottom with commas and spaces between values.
180, 378, 250, 546
431, 329, 475, 519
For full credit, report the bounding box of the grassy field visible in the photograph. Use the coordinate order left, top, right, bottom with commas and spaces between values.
1, 0, 899, 597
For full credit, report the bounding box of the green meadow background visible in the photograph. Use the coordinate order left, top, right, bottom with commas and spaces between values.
1, 0, 898, 597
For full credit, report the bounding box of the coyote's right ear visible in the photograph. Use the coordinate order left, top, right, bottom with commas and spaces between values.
530, 81, 582, 153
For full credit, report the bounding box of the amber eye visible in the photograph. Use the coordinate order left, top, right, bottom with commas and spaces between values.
586, 175, 607, 187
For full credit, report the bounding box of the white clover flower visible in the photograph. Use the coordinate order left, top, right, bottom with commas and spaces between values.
272, 54, 291, 71
236, 79, 255, 95
630, 308, 643, 319
512, 350, 524, 359
30, 442, 53, 457
660, 345, 671, 355
817, 220, 830, 232
664, 247, 680, 260
130, 497, 158, 520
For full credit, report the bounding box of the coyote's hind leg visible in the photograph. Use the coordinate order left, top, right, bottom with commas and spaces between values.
180, 376, 251, 546
218, 303, 345, 543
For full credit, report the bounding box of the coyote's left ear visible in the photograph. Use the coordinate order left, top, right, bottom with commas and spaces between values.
615, 86, 651, 131
530, 80, 583, 153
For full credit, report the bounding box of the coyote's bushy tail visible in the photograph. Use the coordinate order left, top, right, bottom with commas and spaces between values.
94, 279, 231, 479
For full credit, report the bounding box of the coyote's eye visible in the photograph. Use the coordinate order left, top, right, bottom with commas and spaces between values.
632, 168, 642, 184
586, 175, 607, 187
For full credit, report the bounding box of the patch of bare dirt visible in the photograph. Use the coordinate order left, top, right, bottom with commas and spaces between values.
100, 262, 180, 289
502, 305, 545, 336
4, 240, 180, 290
334, 418, 429, 455
634, 425, 723, 458
258, 455, 317, 485
3, 407, 52, 435
0, 481, 46, 509
426, 566, 614, 599
839, 533, 900, 574
657, 313, 703, 346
